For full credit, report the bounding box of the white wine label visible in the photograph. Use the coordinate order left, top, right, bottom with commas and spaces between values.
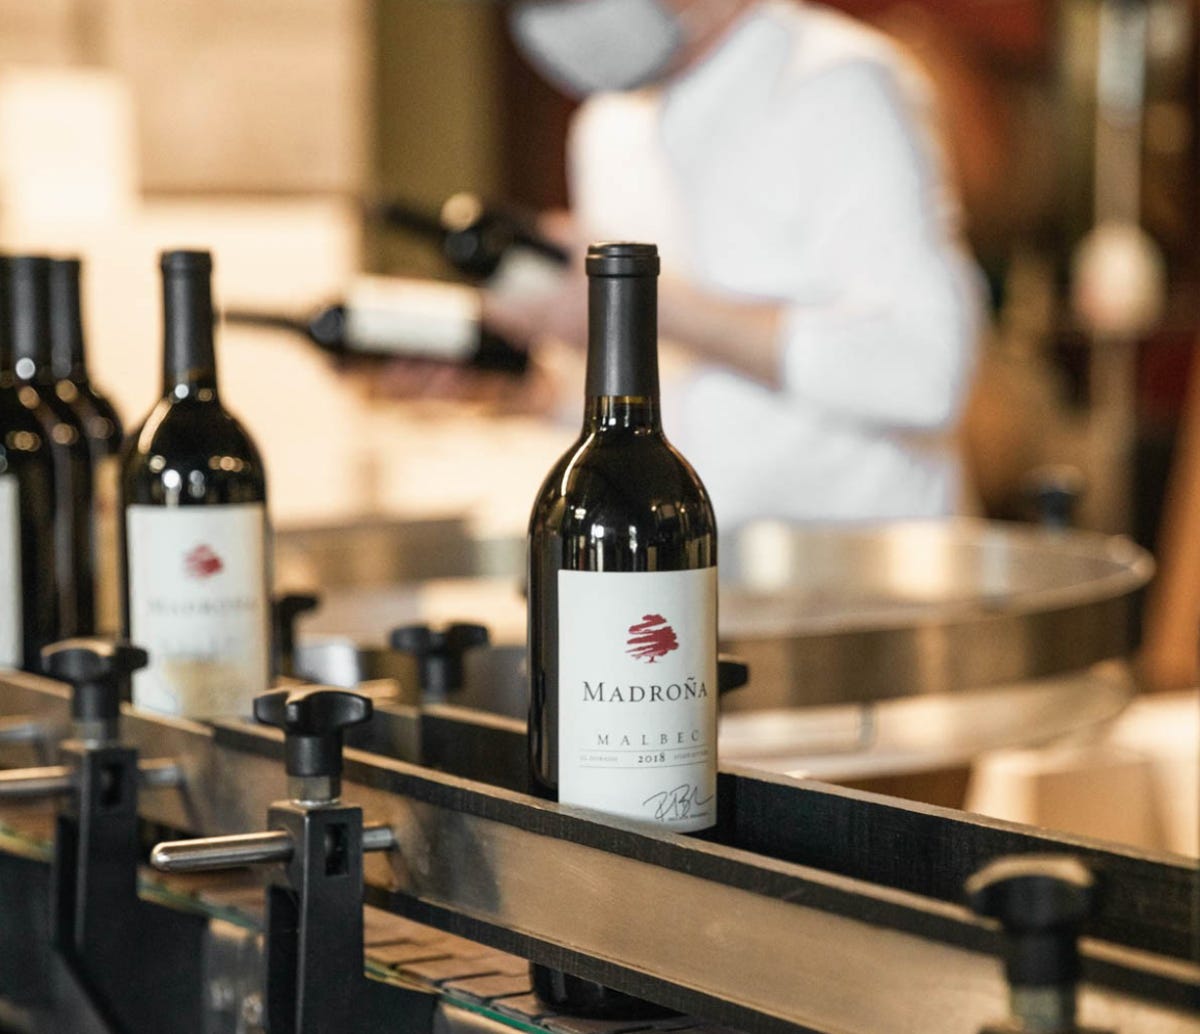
127, 503, 269, 718
93, 454, 121, 634
558, 567, 718, 832
344, 275, 478, 361
489, 251, 566, 305
0, 475, 21, 667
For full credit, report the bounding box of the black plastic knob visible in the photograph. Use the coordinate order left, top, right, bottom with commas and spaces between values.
1022, 465, 1086, 530
253, 687, 372, 781
41, 638, 148, 724
389, 623, 490, 699
717, 655, 750, 695
966, 855, 1096, 988
271, 592, 320, 678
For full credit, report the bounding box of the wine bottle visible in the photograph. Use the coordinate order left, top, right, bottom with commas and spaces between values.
526, 242, 718, 1016
5, 255, 95, 637
48, 257, 125, 634
121, 250, 270, 718
376, 192, 568, 298
0, 259, 59, 670
224, 275, 528, 374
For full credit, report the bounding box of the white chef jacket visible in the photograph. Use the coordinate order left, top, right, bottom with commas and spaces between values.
568, 0, 983, 528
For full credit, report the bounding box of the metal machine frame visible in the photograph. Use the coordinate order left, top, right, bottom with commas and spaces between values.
0, 669, 1195, 1034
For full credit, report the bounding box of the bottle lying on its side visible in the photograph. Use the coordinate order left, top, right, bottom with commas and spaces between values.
374, 191, 569, 299
224, 274, 529, 375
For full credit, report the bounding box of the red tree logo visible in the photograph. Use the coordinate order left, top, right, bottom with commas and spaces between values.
626, 614, 679, 663
184, 544, 223, 579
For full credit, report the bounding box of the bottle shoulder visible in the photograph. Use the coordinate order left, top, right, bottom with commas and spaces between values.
529, 429, 716, 543
59, 378, 123, 428
129, 394, 261, 456
9, 382, 91, 458
55, 380, 124, 453
0, 384, 44, 435
123, 394, 266, 501
0, 386, 56, 475
22, 378, 78, 420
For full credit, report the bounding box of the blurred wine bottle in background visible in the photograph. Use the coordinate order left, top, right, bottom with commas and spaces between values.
121, 250, 270, 718
0, 258, 59, 670
375, 192, 568, 300
5, 255, 95, 638
49, 257, 125, 634
224, 275, 528, 374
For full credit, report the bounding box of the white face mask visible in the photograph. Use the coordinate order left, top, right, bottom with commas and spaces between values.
509, 0, 685, 97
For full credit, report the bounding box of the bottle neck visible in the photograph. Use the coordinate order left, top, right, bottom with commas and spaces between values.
0, 273, 11, 378
49, 263, 88, 382
162, 266, 218, 394
8, 261, 53, 381
583, 272, 660, 430
582, 395, 662, 432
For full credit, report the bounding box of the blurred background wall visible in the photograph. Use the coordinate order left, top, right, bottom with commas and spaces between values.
0, 0, 1197, 626
0, 0, 573, 538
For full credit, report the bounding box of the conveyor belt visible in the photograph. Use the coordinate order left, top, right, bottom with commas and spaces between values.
0, 810, 740, 1034
1, 670, 1196, 1034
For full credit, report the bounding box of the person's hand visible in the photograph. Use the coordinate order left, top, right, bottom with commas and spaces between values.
343, 209, 588, 415
481, 210, 590, 353
481, 276, 588, 353
357, 353, 564, 417
370, 358, 506, 403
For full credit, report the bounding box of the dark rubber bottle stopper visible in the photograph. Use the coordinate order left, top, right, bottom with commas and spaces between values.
389, 623, 490, 699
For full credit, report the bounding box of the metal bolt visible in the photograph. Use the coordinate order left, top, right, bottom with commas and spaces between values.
288, 774, 338, 806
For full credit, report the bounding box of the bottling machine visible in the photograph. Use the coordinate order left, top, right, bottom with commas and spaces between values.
0, 521, 1195, 1034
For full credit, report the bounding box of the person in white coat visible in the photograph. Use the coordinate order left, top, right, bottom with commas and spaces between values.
390, 0, 985, 529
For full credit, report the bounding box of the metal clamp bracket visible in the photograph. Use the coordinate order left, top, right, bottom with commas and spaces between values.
968, 854, 1113, 1034
34, 638, 208, 1034
152, 686, 437, 1034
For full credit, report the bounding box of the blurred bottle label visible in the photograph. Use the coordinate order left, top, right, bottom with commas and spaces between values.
489, 251, 566, 305
344, 276, 477, 360
127, 503, 269, 718
0, 475, 22, 667
93, 454, 121, 634
558, 567, 717, 832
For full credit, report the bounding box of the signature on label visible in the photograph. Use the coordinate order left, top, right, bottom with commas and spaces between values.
642, 783, 714, 822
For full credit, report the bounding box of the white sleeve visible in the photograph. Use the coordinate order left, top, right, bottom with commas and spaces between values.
776, 61, 983, 431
